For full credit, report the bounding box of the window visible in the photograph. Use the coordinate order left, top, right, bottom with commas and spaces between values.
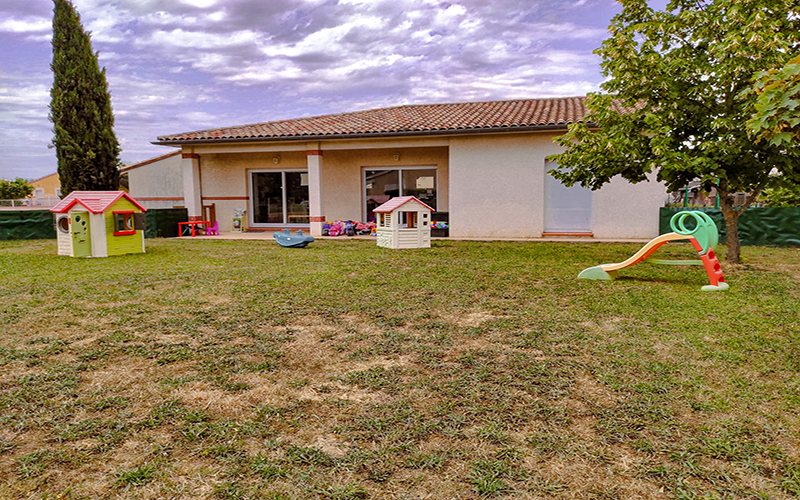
57, 216, 70, 233
364, 168, 436, 222
250, 170, 310, 226
400, 212, 417, 229
113, 211, 136, 235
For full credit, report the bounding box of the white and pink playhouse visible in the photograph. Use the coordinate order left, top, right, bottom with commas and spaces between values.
373, 196, 434, 249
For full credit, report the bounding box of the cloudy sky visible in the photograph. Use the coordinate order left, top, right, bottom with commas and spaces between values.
1, 0, 629, 181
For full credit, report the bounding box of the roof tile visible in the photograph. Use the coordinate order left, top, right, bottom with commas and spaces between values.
156, 96, 590, 144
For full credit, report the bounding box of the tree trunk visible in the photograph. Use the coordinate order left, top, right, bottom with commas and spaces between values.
720, 207, 741, 264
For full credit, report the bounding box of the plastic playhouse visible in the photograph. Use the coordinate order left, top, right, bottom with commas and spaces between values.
51, 191, 147, 258
578, 211, 728, 291
373, 196, 434, 249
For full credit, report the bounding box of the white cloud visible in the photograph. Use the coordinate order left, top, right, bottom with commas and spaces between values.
177, 111, 219, 124
146, 28, 262, 48
178, 0, 220, 8
0, 17, 50, 33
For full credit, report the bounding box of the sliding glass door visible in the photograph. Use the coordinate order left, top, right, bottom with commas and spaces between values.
364, 167, 436, 222
251, 170, 310, 227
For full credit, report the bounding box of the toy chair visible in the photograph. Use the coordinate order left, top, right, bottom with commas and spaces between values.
206, 221, 219, 236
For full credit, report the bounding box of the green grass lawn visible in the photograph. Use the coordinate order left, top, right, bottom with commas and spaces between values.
0, 238, 798, 499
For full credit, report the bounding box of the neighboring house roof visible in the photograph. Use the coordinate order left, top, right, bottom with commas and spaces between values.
154, 96, 596, 145
51, 191, 147, 214
374, 196, 435, 213
31, 172, 59, 184
119, 150, 181, 173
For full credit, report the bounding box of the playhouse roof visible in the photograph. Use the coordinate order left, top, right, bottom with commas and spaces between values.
373, 196, 435, 213
51, 191, 147, 214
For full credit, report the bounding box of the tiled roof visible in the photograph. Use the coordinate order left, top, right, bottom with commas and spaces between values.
51, 191, 146, 214
155, 96, 594, 144
373, 196, 435, 213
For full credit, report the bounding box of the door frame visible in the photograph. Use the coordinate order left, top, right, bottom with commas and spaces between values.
248, 169, 310, 228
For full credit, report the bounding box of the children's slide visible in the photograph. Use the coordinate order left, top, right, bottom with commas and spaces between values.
578, 211, 729, 291
578, 232, 684, 280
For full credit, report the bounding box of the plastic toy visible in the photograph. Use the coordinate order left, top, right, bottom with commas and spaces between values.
273, 228, 315, 248
373, 196, 434, 249
578, 211, 728, 291
355, 221, 375, 235
51, 191, 147, 258
328, 221, 342, 236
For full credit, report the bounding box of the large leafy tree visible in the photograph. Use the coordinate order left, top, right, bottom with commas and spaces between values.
748, 54, 800, 146
547, 0, 800, 264
49, 0, 120, 195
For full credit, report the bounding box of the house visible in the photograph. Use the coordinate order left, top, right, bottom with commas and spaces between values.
29, 173, 62, 207
152, 97, 666, 239
51, 191, 147, 257
374, 196, 433, 249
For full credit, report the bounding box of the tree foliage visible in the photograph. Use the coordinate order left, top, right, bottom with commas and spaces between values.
0, 178, 34, 200
49, 0, 121, 195
761, 178, 800, 206
748, 54, 800, 146
547, 0, 800, 263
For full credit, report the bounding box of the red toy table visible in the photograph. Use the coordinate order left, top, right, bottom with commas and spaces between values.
178, 221, 210, 237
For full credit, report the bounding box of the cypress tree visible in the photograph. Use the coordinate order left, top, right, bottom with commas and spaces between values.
49, 0, 121, 194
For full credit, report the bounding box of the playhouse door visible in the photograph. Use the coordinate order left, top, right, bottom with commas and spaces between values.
543, 162, 592, 233
71, 213, 92, 257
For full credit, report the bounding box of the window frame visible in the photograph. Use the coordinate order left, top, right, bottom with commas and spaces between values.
249, 169, 310, 228
362, 166, 437, 222
113, 211, 136, 236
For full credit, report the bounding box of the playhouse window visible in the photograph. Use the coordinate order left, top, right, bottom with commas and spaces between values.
113, 211, 136, 236
57, 216, 70, 233
400, 212, 417, 229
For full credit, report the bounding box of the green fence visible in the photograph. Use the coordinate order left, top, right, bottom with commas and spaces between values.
0, 208, 189, 241
660, 207, 800, 247
0, 211, 56, 240
144, 208, 188, 238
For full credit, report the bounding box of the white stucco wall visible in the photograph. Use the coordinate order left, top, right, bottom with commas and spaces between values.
590, 171, 666, 239
126, 153, 184, 209
449, 133, 556, 238
448, 131, 666, 239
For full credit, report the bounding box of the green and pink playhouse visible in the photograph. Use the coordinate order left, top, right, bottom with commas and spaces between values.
51, 191, 147, 258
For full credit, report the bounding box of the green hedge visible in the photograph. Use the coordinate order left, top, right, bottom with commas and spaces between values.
0, 208, 188, 240
660, 207, 800, 247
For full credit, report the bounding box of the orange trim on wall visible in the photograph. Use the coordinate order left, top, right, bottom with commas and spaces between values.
541, 232, 594, 237
182, 153, 200, 159
202, 197, 249, 201
135, 197, 184, 201
309, 216, 326, 223
306, 150, 323, 156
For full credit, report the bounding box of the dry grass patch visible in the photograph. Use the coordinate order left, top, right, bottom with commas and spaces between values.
0, 239, 798, 499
